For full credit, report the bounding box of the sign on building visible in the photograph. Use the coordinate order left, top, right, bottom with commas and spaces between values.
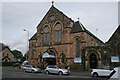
74, 57, 81, 63
111, 56, 120, 62
42, 52, 55, 58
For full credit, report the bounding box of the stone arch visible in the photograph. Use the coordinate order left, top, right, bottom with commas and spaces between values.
41, 24, 51, 31
42, 25, 51, 44
46, 47, 58, 58
53, 21, 63, 30
73, 36, 80, 40
89, 53, 97, 69
53, 21, 63, 43
85, 50, 100, 60
73, 36, 83, 43
85, 50, 100, 69
41, 48, 58, 67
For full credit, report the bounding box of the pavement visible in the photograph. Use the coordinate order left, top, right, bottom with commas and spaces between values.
2, 66, 107, 80
2, 66, 91, 76
2, 66, 91, 78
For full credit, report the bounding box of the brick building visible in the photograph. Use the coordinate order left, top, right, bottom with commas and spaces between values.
107, 25, 120, 56
106, 25, 120, 66
28, 4, 108, 70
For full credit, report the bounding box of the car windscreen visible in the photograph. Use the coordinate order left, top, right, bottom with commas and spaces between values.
32, 65, 37, 68
97, 66, 113, 70
48, 65, 60, 68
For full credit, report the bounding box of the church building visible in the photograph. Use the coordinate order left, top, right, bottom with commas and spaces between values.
28, 3, 108, 70
106, 25, 120, 66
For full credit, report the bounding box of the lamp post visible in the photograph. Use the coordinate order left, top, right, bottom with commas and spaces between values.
23, 29, 29, 60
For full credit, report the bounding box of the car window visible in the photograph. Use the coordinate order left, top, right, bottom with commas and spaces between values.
25, 65, 31, 68
52, 66, 57, 68
47, 65, 58, 68
32, 65, 37, 68
48, 66, 52, 68
96, 66, 102, 69
25, 65, 28, 67
101, 66, 106, 69
98, 66, 111, 70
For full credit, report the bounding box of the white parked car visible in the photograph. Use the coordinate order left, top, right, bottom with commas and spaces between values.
110, 67, 120, 79
20, 61, 28, 69
45, 65, 70, 75
91, 66, 114, 77
23, 64, 41, 73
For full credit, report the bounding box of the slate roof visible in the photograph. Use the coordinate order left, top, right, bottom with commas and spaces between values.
37, 5, 74, 29
0, 43, 14, 56
71, 21, 104, 44
71, 21, 85, 33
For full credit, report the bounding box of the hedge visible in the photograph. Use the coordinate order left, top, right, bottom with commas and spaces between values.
2, 62, 13, 66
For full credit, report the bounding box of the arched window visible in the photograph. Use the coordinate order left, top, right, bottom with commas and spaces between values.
55, 23, 61, 42
76, 38, 80, 57
43, 26, 49, 44
60, 51, 66, 63
32, 49, 35, 59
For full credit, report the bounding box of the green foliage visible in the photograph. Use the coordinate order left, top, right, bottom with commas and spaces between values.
21, 57, 26, 62
2, 62, 13, 66
12, 50, 23, 59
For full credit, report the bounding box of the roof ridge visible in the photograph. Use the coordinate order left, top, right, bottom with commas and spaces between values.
78, 21, 85, 31
37, 5, 74, 29
29, 33, 37, 41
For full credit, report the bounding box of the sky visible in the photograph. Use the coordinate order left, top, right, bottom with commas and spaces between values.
1, 0, 119, 55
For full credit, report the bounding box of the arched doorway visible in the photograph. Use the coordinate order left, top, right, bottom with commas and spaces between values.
42, 48, 57, 68
47, 50, 56, 65
89, 53, 98, 69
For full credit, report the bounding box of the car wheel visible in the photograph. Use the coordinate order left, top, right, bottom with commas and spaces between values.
23, 69, 26, 72
31, 70, 34, 73
93, 73, 98, 77
45, 71, 49, 74
59, 71, 63, 75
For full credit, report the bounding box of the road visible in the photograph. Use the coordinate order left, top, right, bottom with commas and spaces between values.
2, 67, 107, 80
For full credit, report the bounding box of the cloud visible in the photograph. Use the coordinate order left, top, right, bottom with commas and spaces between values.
0, 2, 2, 42
1, 0, 119, 2
118, 1, 120, 25
55, 2, 118, 42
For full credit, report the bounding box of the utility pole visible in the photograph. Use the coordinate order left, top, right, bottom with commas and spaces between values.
23, 29, 29, 60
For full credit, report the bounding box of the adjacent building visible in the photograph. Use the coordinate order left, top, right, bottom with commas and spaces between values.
0, 43, 14, 62
106, 25, 120, 66
28, 4, 110, 70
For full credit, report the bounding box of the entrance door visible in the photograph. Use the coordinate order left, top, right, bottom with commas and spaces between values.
43, 50, 56, 66
47, 58, 56, 65
90, 53, 98, 69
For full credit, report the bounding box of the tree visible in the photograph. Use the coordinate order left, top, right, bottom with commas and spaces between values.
12, 50, 23, 60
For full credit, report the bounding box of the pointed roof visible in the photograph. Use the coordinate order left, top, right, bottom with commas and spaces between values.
70, 21, 86, 33
29, 33, 37, 41
0, 43, 8, 51
37, 5, 74, 28
71, 21, 104, 44
0, 43, 14, 56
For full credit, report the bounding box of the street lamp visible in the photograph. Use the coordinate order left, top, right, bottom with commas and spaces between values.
23, 29, 29, 60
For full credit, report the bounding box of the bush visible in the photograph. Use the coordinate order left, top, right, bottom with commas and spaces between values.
2, 62, 13, 66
